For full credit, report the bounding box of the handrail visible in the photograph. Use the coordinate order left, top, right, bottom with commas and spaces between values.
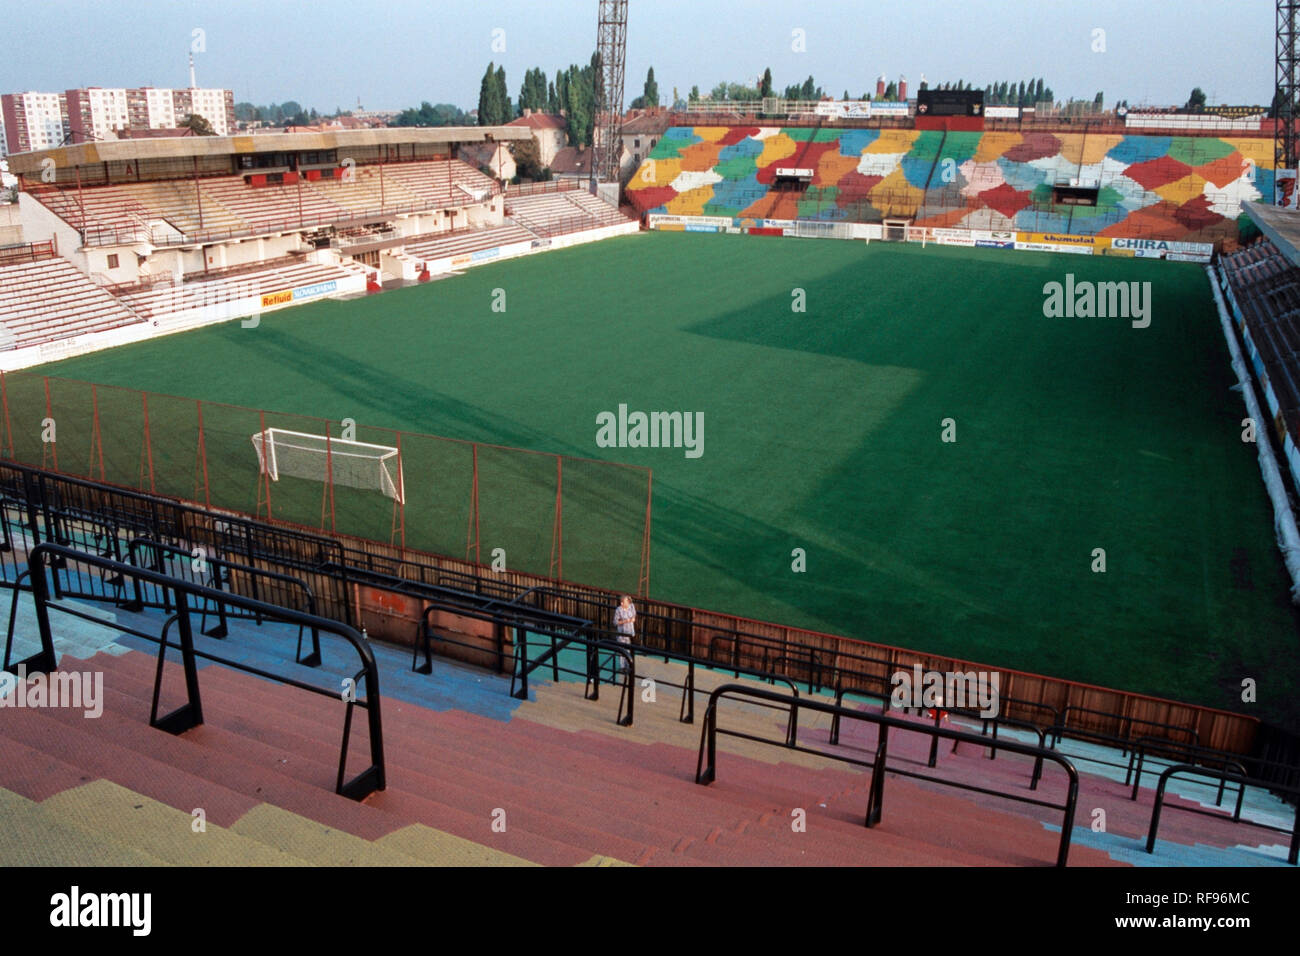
1146, 764, 1300, 865
696, 683, 1080, 867
943, 707, 1048, 788
20, 542, 385, 800
125, 536, 322, 665
828, 681, 1042, 778
0, 458, 1255, 757
1126, 735, 1248, 807
510, 627, 635, 727
829, 683, 889, 743
674, 655, 800, 726
1055, 704, 1199, 750
416, 594, 590, 674
1044, 723, 1185, 782
408, 577, 803, 725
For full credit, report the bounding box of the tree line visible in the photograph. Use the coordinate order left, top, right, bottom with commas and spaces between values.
233, 101, 323, 126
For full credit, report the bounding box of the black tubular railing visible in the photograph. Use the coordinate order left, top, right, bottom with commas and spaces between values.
124, 537, 322, 666
0, 461, 352, 623
696, 683, 1080, 867
829, 684, 888, 743
943, 708, 1048, 789
510, 627, 635, 727
1126, 736, 1249, 808
673, 655, 800, 725
1042, 724, 1194, 782
18, 543, 385, 801
1053, 705, 1199, 753
1146, 765, 1300, 865
412, 582, 595, 676
829, 681, 1047, 777
402, 570, 805, 731
0, 458, 1259, 762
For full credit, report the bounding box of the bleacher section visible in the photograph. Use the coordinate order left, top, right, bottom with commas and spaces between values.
0, 258, 141, 349
506, 191, 634, 237
1220, 240, 1300, 436
117, 259, 370, 322
403, 222, 536, 264
27, 160, 500, 246
1, 591, 1292, 867
628, 126, 1274, 246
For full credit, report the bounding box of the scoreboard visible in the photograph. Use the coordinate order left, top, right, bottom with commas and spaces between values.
916, 89, 985, 117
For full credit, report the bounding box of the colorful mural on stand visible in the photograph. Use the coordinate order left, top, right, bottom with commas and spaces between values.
627, 126, 1275, 246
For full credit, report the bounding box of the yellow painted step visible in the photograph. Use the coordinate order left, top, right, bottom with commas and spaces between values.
0, 785, 168, 867
522, 681, 842, 771
574, 854, 636, 867
231, 804, 427, 866
374, 823, 539, 867
41, 780, 309, 866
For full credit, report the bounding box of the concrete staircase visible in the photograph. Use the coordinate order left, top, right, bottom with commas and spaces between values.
0, 590, 1294, 866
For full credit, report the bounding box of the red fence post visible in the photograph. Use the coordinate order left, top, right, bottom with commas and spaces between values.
140, 392, 156, 493
640, 469, 653, 597
258, 409, 272, 519
42, 377, 57, 472
195, 399, 211, 509
91, 384, 104, 480
551, 455, 563, 581
0, 371, 11, 459
396, 431, 406, 552
466, 442, 480, 565
324, 428, 336, 532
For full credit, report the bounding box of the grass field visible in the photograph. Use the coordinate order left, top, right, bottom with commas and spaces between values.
29, 231, 1300, 725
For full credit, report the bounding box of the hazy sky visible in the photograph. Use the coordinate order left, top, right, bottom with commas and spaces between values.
0, 0, 1277, 112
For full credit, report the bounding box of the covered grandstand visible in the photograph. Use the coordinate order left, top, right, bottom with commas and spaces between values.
628, 125, 1274, 250
0, 128, 638, 368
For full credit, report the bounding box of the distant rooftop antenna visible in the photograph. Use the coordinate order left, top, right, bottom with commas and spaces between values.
189, 52, 197, 89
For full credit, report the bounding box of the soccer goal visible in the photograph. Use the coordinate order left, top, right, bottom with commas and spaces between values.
250, 428, 405, 503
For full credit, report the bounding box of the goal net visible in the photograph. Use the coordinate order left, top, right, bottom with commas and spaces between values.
251, 428, 404, 503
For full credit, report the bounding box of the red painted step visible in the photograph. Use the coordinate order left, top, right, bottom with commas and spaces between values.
76, 651, 669, 865
169, 655, 1069, 865
93, 652, 994, 864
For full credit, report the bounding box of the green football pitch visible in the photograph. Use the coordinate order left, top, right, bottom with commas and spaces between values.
29, 231, 1300, 724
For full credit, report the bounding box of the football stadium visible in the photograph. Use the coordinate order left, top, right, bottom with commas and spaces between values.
2, 0, 1300, 895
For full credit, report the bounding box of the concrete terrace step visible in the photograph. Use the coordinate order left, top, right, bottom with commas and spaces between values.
82, 648, 1010, 865
146, 649, 1095, 866
0, 784, 169, 867
5, 653, 540, 867
58, 650, 631, 866
0, 655, 575, 866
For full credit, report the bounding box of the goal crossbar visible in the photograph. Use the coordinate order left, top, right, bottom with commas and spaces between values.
251, 427, 404, 503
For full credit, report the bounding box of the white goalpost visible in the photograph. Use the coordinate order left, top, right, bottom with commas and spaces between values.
250, 428, 405, 503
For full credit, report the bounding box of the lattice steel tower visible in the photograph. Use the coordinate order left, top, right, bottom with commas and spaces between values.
592, 0, 629, 186
1278, 0, 1299, 172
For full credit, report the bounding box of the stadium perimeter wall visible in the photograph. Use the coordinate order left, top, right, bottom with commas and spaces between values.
6, 453, 1254, 753
646, 213, 1215, 262
278, 513, 1265, 755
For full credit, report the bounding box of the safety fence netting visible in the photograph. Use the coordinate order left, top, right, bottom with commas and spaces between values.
0, 372, 652, 595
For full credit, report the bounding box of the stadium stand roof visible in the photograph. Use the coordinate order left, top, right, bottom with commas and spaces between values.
506, 112, 568, 132
1244, 201, 1300, 268
3, 126, 531, 174
551, 145, 596, 176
